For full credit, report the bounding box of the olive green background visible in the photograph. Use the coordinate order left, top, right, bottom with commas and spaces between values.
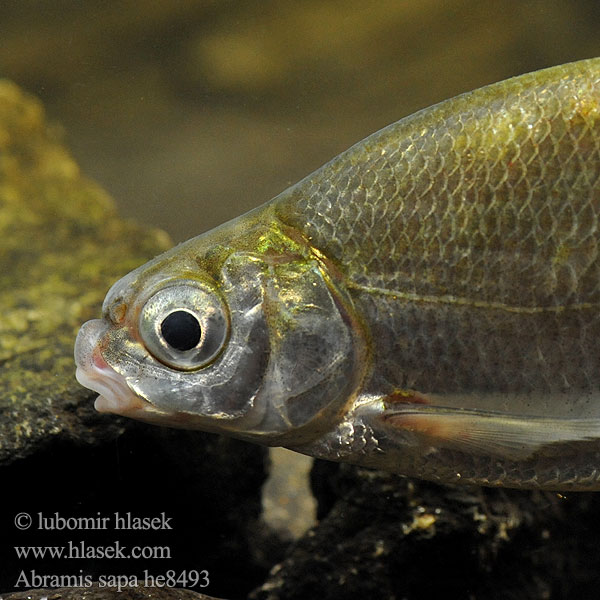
1, 0, 599, 243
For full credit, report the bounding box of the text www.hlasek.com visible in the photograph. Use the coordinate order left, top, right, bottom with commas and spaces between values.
15, 540, 169, 560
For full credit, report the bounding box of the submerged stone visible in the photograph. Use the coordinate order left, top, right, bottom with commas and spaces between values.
0, 586, 225, 600
0, 79, 171, 462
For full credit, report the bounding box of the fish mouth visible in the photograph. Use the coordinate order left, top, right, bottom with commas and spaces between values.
74, 319, 147, 416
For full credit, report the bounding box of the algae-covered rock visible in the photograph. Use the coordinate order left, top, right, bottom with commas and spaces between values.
0, 81, 269, 599
0, 79, 171, 462
251, 462, 600, 600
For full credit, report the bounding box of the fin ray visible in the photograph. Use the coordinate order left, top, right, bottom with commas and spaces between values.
383, 406, 600, 460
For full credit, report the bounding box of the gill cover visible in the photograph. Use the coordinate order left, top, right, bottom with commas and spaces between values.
100, 250, 363, 443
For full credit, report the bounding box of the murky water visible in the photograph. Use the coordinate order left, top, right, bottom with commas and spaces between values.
3, 1, 599, 243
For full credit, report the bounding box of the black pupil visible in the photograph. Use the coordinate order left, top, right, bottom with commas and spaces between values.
160, 310, 201, 351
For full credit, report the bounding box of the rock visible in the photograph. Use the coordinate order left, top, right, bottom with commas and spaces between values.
0, 78, 171, 463
251, 461, 600, 600
0, 81, 268, 599
0, 586, 224, 600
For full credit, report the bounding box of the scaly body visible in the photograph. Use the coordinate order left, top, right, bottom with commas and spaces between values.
76, 58, 600, 489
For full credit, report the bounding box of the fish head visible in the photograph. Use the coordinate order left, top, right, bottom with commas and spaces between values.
75, 219, 366, 445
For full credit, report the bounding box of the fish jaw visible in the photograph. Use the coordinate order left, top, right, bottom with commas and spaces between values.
74, 319, 216, 428
74, 319, 147, 415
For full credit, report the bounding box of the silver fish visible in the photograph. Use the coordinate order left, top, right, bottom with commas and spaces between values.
76, 57, 600, 490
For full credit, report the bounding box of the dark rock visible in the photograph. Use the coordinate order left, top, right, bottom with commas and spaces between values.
251, 461, 600, 599
1, 585, 224, 600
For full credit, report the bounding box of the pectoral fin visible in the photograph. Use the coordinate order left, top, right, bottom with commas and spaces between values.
383, 405, 600, 460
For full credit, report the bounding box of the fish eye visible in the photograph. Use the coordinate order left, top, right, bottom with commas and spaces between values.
139, 280, 229, 370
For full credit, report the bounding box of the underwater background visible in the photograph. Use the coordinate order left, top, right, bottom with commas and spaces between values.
2, 0, 600, 244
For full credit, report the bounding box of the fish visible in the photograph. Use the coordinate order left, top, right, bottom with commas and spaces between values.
75, 57, 600, 490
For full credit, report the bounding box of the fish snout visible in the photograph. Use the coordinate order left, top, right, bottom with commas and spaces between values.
74, 319, 140, 414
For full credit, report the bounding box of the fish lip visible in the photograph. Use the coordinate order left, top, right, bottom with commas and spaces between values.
74, 319, 147, 415
75, 362, 144, 415
74, 319, 194, 426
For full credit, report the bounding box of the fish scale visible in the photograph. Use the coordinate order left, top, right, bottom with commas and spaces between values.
273, 60, 600, 387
